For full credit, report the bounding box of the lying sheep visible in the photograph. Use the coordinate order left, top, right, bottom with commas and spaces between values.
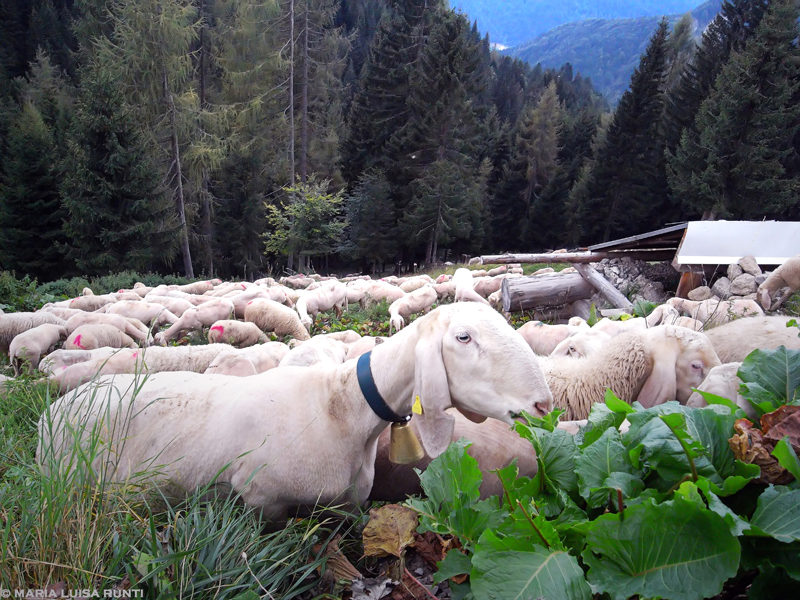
38, 303, 553, 521
278, 336, 349, 367
295, 281, 347, 331
685, 362, 755, 419
65, 313, 150, 346
204, 342, 290, 377
516, 321, 586, 356
65, 324, 138, 351
244, 298, 310, 341
541, 325, 721, 420
592, 317, 647, 337
758, 255, 800, 310
154, 298, 235, 345
666, 297, 763, 327
388, 285, 438, 335
0, 312, 67, 353
132, 282, 152, 297
207, 320, 268, 348
104, 301, 178, 330
549, 329, 612, 359
176, 281, 215, 295
703, 315, 800, 362
487, 265, 507, 277
453, 268, 490, 305
9, 324, 68, 374
312, 330, 362, 344
39, 306, 86, 321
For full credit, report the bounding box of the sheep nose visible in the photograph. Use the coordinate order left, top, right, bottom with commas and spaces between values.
536, 393, 555, 415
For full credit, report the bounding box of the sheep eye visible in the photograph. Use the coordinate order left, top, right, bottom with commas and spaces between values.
456, 332, 471, 344
691, 362, 703, 370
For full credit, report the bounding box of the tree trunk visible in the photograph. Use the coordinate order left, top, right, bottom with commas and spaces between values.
289, 0, 295, 184
300, 0, 309, 183
501, 273, 594, 312
164, 68, 194, 279
200, 167, 214, 276
573, 263, 633, 309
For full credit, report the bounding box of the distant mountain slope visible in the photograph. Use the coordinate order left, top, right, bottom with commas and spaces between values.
507, 0, 722, 104
451, 0, 703, 47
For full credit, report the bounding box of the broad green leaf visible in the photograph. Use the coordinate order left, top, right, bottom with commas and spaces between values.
742, 537, 800, 579
738, 346, 800, 407
471, 530, 591, 600
696, 478, 752, 536
577, 402, 627, 448
747, 565, 800, 599
576, 427, 642, 508
772, 437, 800, 482
674, 480, 705, 507
514, 425, 579, 495
706, 461, 761, 497
751, 485, 800, 543
517, 407, 564, 432
604, 388, 635, 414
494, 462, 537, 511
693, 389, 741, 414
416, 439, 482, 511
593, 472, 645, 510
583, 498, 740, 600
433, 550, 472, 584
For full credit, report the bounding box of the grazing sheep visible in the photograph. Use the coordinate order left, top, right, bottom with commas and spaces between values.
685, 362, 755, 419
244, 298, 310, 341
388, 285, 438, 335
432, 281, 455, 302
0, 312, 67, 353
68, 294, 117, 312
65, 313, 150, 346
344, 279, 371, 307
666, 297, 763, 327
38, 306, 86, 321
360, 280, 406, 308
758, 255, 800, 310
204, 342, 290, 377
154, 298, 235, 345
516, 321, 586, 356
399, 277, 430, 293
38, 303, 554, 521
549, 329, 612, 359
344, 336, 385, 362
65, 324, 138, 351
703, 316, 800, 362
453, 268, 490, 305
541, 325, 721, 420
278, 336, 349, 367
9, 324, 68, 375
207, 320, 268, 348
143, 296, 194, 317
104, 301, 178, 330
40, 348, 119, 376
295, 281, 347, 331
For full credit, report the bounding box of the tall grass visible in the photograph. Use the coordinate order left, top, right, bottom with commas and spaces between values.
0, 372, 340, 597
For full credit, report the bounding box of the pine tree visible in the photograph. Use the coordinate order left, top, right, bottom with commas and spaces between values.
0, 102, 67, 279
667, 0, 800, 219
61, 64, 177, 274
575, 19, 670, 243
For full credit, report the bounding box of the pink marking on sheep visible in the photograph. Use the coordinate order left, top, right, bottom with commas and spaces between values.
74, 334, 86, 350
211, 325, 225, 334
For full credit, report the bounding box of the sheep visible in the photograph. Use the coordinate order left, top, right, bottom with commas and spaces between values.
432, 281, 455, 302
207, 320, 268, 348
758, 255, 800, 310
549, 329, 612, 359
592, 317, 647, 337
40, 348, 118, 376
345, 279, 371, 307
294, 281, 348, 332
244, 298, 311, 341
65, 313, 150, 346
65, 324, 138, 351
540, 325, 721, 420
703, 316, 800, 362
314, 330, 362, 344
132, 282, 153, 297
142, 296, 194, 317
453, 268, 490, 305
154, 298, 235, 345
516, 321, 586, 356
399, 277, 430, 293
685, 362, 755, 419
0, 312, 67, 353
176, 281, 215, 295
68, 294, 117, 312
278, 336, 349, 368
38, 302, 553, 521
388, 285, 438, 335
345, 336, 385, 362
666, 297, 763, 327
360, 280, 406, 308
472, 275, 505, 298
0, 374, 11, 394
38, 306, 85, 321
487, 289, 503, 310
104, 301, 178, 330
487, 265, 507, 277
470, 269, 488, 278
204, 342, 290, 377
645, 304, 681, 326
568, 316, 590, 328
9, 324, 68, 374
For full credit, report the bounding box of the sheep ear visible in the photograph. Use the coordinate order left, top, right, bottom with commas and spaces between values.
637, 356, 678, 408
413, 315, 454, 458
760, 288, 771, 311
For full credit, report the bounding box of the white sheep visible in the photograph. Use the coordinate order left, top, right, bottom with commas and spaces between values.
472, 275, 506, 299
758, 255, 800, 310
9, 324, 68, 375
388, 284, 438, 335
516, 321, 586, 356
204, 342, 290, 377
207, 320, 268, 347
0, 312, 67, 353
432, 281, 455, 302
549, 329, 612, 359
38, 303, 554, 521
360, 280, 406, 308
666, 297, 763, 327
104, 301, 179, 330
453, 268, 490, 305
132, 282, 153, 297
39, 306, 86, 321
65, 313, 150, 346
0, 373, 12, 394
685, 362, 755, 419
68, 294, 118, 312
154, 298, 235, 345
65, 324, 138, 351
40, 348, 118, 376
592, 316, 647, 337
278, 336, 349, 367
295, 281, 347, 331
541, 325, 721, 420
704, 315, 800, 362
175, 281, 216, 295
142, 296, 194, 317
487, 265, 507, 277
344, 336, 385, 362
313, 330, 362, 344
244, 298, 310, 341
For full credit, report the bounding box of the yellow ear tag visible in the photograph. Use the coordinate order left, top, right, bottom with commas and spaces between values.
412, 395, 423, 415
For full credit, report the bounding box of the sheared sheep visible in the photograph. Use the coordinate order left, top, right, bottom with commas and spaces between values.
244, 298, 310, 341
68, 294, 117, 312
39, 306, 86, 321
143, 296, 194, 317
295, 281, 347, 331
685, 362, 755, 419
360, 280, 405, 308
344, 336, 385, 362
278, 336, 349, 368
65, 324, 138, 351
104, 301, 178, 330
207, 320, 268, 348
703, 315, 800, 362
204, 342, 290, 377
65, 313, 150, 346
487, 265, 507, 277
453, 268, 490, 305
176, 281, 216, 295
516, 321, 586, 356
9, 324, 68, 375
549, 329, 612, 359
666, 297, 763, 327
758, 255, 800, 310
38, 303, 553, 521
432, 281, 455, 302
388, 285, 438, 335
541, 325, 721, 420
592, 317, 647, 337
154, 298, 235, 345
0, 312, 67, 353
40, 348, 118, 376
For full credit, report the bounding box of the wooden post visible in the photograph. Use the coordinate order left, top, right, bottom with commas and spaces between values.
573, 263, 633, 309
502, 273, 595, 312
481, 252, 608, 265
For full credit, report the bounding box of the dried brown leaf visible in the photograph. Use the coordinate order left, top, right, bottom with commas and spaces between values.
729, 418, 793, 485
363, 504, 419, 558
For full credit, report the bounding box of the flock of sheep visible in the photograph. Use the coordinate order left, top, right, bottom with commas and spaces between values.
1, 257, 799, 520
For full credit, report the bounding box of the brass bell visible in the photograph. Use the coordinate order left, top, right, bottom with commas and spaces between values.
388, 419, 425, 464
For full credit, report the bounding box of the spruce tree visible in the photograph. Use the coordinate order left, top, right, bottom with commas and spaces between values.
576, 19, 670, 243
667, 0, 800, 219
0, 102, 67, 279
61, 64, 176, 275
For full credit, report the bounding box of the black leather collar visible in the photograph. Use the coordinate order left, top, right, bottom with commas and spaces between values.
357, 351, 411, 423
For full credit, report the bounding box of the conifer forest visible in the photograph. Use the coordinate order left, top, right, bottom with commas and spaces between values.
0, 0, 798, 282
